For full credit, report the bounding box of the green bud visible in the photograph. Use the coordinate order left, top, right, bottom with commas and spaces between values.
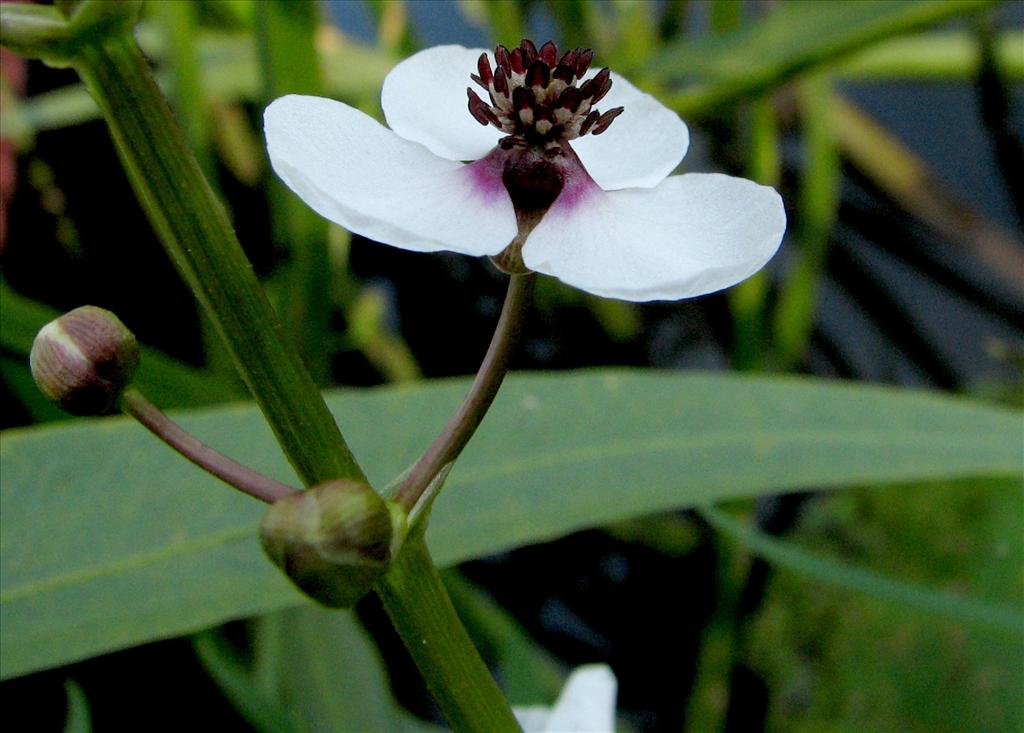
30, 305, 140, 416
261, 479, 406, 608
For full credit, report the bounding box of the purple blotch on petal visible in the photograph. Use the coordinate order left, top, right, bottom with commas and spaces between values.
550, 147, 602, 213
462, 147, 514, 203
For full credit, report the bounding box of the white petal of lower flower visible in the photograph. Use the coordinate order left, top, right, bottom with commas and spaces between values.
265, 95, 516, 256
513, 707, 553, 732
523, 173, 786, 302
381, 45, 500, 162
571, 71, 689, 191
513, 665, 617, 733
545, 665, 617, 732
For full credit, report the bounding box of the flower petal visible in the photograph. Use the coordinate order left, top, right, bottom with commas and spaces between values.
513, 707, 552, 733
265, 95, 515, 256
545, 665, 617, 732
523, 173, 786, 302
381, 45, 500, 162
570, 71, 689, 190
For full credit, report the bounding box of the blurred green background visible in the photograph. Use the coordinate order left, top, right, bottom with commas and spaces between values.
0, 1, 1021, 731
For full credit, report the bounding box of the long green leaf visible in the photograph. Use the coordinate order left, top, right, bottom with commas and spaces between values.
699, 505, 1024, 635
62, 679, 91, 733
442, 571, 564, 704
647, 0, 994, 115
193, 630, 304, 733
8, 23, 1021, 141
0, 24, 392, 139
252, 606, 442, 732
1, 371, 1020, 679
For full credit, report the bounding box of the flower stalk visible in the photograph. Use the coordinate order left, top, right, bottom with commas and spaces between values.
375, 533, 522, 732
394, 272, 535, 513
120, 388, 296, 504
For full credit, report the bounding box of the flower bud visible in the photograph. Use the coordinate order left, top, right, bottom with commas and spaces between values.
260, 479, 406, 608
30, 305, 140, 416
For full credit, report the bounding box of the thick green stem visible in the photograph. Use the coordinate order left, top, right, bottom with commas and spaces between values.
71, 30, 364, 487
376, 535, 522, 733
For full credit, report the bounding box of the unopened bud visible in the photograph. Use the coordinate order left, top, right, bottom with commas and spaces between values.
260, 479, 406, 608
30, 305, 140, 416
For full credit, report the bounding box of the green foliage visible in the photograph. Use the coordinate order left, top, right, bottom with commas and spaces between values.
195, 608, 441, 733
2, 0, 1021, 727
647, 0, 995, 115
0, 284, 240, 408
1, 372, 1019, 680
62, 679, 91, 733
746, 479, 1023, 732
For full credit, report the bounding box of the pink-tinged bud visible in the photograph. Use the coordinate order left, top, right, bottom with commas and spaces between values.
260, 479, 406, 608
30, 305, 139, 416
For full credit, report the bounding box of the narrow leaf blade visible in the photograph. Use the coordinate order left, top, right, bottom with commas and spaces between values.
1, 371, 1020, 679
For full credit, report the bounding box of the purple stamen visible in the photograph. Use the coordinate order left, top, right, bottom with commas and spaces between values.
465, 39, 624, 147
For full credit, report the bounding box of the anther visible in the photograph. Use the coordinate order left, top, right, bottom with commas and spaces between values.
580, 68, 611, 103
576, 49, 595, 77
519, 39, 538, 63
477, 53, 493, 85
578, 109, 601, 136
495, 45, 511, 74
539, 41, 558, 66
493, 70, 509, 98
552, 64, 575, 85
467, 89, 499, 126
591, 107, 624, 135
512, 86, 535, 110
525, 59, 550, 90
558, 49, 579, 75
510, 47, 526, 74
557, 86, 582, 113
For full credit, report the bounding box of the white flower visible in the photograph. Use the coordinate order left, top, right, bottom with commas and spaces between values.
265, 41, 785, 302
514, 664, 618, 732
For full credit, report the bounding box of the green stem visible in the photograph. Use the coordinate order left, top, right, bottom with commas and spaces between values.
394, 273, 535, 511
729, 96, 779, 372
121, 388, 296, 504
375, 535, 522, 732
70, 29, 364, 487
772, 74, 840, 371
